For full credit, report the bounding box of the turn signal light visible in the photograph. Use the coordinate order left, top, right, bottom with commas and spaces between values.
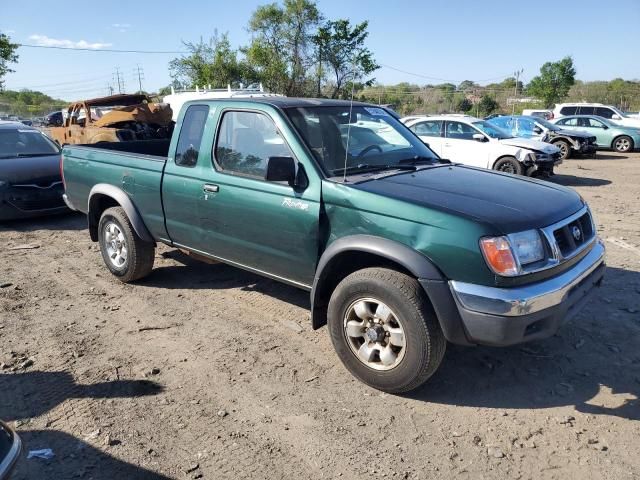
480, 236, 518, 276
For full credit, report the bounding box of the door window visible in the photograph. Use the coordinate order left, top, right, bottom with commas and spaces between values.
557, 117, 578, 126
174, 105, 209, 167
214, 111, 292, 179
411, 120, 442, 137
577, 106, 595, 115
560, 106, 578, 115
586, 118, 606, 128
516, 118, 536, 135
594, 107, 614, 119
445, 121, 476, 140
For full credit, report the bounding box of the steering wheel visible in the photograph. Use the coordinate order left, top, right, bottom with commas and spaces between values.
358, 144, 383, 158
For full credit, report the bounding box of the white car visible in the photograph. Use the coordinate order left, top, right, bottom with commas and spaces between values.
552, 103, 640, 128
402, 115, 561, 177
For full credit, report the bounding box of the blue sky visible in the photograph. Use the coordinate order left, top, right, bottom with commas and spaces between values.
2, 0, 639, 100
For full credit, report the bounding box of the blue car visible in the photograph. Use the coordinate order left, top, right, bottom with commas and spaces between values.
552, 115, 640, 153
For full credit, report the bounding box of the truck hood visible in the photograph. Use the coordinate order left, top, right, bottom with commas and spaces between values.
0, 153, 62, 186
352, 165, 583, 233
498, 137, 559, 153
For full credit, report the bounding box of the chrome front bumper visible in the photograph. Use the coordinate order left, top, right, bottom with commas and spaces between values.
447, 239, 605, 346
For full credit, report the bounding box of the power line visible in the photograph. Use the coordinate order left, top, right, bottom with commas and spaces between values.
17, 44, 186, 54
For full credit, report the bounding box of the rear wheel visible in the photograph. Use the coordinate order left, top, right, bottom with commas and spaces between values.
493, 156, 523, 175
613, 135, 633, 153
98, 207, 155, 282
327, 267, 446, 393
553, 139, 571, 160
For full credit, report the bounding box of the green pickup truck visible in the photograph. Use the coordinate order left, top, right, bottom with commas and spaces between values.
62, 98, 606, 393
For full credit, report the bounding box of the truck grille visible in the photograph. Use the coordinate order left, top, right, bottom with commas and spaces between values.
549, 210, 595, 259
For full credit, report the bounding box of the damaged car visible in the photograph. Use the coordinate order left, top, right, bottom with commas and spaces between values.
488, 115, 597, 160
403, 115, 561, 177
45, 94, 173, 146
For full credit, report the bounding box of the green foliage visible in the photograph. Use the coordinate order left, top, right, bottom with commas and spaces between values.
457, 80, 477, 91
455, 97, 473, 113
245, 0, 322, 96
0, 32, 19, 90
314, 19, 378, 98
169, 32, 257, 89
0, 89, 66, 116
477, 95, 499, 116
526, 56, 576, 108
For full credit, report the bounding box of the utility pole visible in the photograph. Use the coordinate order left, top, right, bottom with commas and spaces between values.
512, 68, 523, 114
114, 67, 124, 94
106, 83, 114, 96
135, 64, 145, 93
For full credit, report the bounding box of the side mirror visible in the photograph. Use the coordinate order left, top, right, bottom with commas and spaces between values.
472, 133, 486, 142
265, 156, 297, 186
0, 421, 22, 479
612, 114, 621, 120
602, 125, 609, 130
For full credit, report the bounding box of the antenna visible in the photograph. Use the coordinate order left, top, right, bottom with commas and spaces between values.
342, 61, 357, 183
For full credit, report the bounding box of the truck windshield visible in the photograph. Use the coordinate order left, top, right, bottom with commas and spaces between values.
471, 121, 513, 139
0, 129, 60, 159
285, 106, 439, 176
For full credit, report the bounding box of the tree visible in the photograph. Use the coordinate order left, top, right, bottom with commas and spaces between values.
457, 80, 477, 92
526, 56, 576, 107
313, 19, 378, 98
169, 32, 256, 89
0, 32, 19, 90
245, 0, 321, 96
454, 97, 473, 113
477, 94, 499, 116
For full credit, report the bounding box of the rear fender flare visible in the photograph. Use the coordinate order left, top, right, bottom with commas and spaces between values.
88, 184, 153, 243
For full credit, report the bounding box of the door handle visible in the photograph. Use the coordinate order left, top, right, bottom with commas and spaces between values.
203, 184, 219, 193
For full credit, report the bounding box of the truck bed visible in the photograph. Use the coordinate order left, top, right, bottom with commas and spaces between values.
62, 140, 170, 241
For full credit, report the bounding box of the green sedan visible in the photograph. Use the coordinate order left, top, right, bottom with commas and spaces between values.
552, 115, 640, 153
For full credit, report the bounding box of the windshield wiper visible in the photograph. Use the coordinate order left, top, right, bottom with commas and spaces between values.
14, 153, 57, 158
332, 163, 417, 175
398, 156, 436, 165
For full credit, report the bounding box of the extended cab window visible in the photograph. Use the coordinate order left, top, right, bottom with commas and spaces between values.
175, 105, 209, 167
214, 111, 292, 179
411, 120, 442, 137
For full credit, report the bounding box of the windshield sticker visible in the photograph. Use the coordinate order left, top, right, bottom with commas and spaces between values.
364, 107, 388, 116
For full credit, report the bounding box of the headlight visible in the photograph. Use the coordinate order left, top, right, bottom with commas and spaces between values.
480, 230, 545, 276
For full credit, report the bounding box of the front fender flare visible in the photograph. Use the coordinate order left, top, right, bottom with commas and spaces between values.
88, 184, 153, 243
310, 235, 443, 327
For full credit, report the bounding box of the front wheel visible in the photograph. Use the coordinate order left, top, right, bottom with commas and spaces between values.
613, 135, 633, 153
553, 139, 571, 160
327, 268, 446, 393
98, 206, 155, 282
493, 156, 523, 175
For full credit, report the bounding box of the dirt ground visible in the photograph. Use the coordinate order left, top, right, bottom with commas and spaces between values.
1, 151, 639, 480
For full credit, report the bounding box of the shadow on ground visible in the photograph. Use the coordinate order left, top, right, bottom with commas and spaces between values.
0, 371, 168, 479
12, 430, 174, 480
137, 249, 310, 309
0, 371, 162, 422
0, 211, 85, 232
410, 266, 640, 421
549, 173, 611, 187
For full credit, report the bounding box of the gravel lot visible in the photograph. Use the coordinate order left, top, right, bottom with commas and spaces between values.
1, 151, 639, 480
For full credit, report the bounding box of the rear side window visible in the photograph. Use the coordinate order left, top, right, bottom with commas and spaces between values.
175, 105, 209, 167
560, 106, 577, 115
214, 110, 292, 179
411, 120, 442, 137
595, 107, 614, 119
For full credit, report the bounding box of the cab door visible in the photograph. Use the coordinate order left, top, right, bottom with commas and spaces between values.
442, 120, 489, 168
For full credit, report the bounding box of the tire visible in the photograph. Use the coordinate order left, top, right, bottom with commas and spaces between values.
327, 267, 446, 393
612, 135, 633, 153
493, 156, 523, 175
552, 139, 571, 160
98, 206, 155, 282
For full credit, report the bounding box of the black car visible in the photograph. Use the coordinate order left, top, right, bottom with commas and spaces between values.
0, 122, 68, 221
0, 421, 21, 479
43, 110, 63, 127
